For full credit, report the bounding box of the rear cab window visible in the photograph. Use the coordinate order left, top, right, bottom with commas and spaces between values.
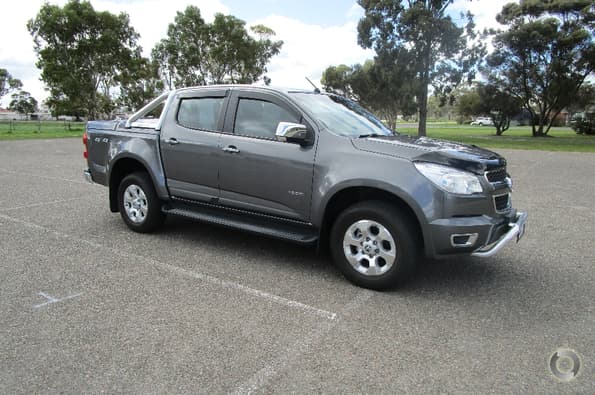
177, 97, 225, 131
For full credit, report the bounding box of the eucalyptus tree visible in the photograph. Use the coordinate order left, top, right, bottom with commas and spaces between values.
357, 0, 485, 136
486, 0, 594, 136
0, 68, 22, 99
152, 6, 283, 89
28, 0, 144, 118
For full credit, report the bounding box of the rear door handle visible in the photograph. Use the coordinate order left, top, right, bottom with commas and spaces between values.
222, 145, 240, 154
165, 138, 179, 145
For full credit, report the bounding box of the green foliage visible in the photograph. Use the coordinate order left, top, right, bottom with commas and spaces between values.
8, 91, 38, 115
571, 112, 594, 135
567, 83, 594, 114
118, 58, 164, 111
322, 59, 416, 130
357, 0, 485, 136
456, 84, 523, 135
455, 86, 482, 119
322, 64, 354, 96
427, 95, 455, 121
486, 0, 595, 137
478, 85, 523, 135
0, 68, 23, 98
152, 6, 283, 88
27, 0, 144, 119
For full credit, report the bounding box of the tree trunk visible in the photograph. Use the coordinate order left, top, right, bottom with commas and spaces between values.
527, 107, 538, 136
496, 117, 511, 135
502, 118, 510, 133
494, 116, 503, 135
387, 115, 397, 131
545, 108, 563, 135
418, 89, 428, 137
417, 47, 431, 137
534, 114, 546, 136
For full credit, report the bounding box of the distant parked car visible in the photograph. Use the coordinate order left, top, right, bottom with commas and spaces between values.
471, 117, 494, 126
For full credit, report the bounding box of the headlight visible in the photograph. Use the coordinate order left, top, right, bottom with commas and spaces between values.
414, 162, 483, 195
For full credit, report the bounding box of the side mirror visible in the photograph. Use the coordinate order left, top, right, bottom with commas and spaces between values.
275, 122, 311, 145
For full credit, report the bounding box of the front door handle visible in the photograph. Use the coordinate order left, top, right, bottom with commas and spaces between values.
165, 137, 179, 145
222, 145, 240, 154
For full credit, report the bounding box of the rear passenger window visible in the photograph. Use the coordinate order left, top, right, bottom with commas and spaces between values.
234, 98, 299, 139
177, 98, 224, 131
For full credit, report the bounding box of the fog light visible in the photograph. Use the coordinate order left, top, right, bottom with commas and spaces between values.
450, 233, 478, 247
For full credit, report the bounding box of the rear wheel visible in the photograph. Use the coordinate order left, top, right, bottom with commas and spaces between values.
118, 172, 164, 233
330, 201, 419, 290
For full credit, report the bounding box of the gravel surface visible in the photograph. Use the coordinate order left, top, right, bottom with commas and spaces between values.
0, 139, 593, 394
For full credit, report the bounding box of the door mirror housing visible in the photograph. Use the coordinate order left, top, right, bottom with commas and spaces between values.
275, 122, 311, 146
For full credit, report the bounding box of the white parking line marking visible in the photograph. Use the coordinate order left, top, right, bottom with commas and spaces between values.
0, 197, 87, 212
33, 291, 82, 309
0, 213, 337, 321
159, 262, 337, 320
232, 289, 374, 395
0, 214, 47, 231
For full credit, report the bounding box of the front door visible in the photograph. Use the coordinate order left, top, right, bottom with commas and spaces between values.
218, 91, 317, 222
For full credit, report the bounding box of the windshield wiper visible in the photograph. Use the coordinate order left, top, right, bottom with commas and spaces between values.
358, 133, 386, 138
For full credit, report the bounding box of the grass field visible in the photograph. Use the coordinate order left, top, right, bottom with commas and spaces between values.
397, 124, 595, 152
1, 120, 594, 152
0, 120, 85, 140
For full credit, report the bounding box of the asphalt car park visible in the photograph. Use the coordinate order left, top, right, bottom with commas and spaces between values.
1, 138, 593, 393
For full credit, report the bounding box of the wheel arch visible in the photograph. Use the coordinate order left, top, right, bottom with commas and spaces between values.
318, 186, 426, 254
108, 156, 153, 212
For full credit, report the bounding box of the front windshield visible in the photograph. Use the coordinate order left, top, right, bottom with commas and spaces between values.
289, 92, 395, 137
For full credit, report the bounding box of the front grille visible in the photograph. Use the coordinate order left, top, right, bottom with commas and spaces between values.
486, 167, 507, 183
494, 193, 511, 212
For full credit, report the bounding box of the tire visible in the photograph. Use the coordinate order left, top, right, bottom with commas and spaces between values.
117, 172, 165, 233
330, 201, 420, 290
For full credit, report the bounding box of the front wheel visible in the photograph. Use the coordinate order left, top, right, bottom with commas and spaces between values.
330, 201, 420, 290
117, 172, 164, 233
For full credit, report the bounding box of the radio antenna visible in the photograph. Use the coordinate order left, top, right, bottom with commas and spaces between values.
305, 77, 321, 93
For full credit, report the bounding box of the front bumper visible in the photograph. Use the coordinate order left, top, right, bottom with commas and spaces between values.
427, 210, 527, 258
471, 211, 527, 257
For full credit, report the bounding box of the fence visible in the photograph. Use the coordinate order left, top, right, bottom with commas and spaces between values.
0, 120, 86, 134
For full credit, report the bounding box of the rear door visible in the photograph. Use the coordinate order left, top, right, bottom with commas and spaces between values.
218, 89, 317, 222
160, 88, 229, 202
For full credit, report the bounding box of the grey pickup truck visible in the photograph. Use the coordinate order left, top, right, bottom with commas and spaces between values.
84, 85, 527, 289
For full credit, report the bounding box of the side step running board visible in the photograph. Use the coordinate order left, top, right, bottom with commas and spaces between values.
162, 202, 318, 245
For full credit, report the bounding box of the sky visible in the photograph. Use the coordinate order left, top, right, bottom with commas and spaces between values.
0, 0, 514, 107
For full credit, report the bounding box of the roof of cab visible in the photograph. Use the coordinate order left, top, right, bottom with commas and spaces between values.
173, 85, 317, 95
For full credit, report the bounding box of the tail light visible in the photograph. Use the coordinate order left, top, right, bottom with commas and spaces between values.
82, 131, 88, 159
